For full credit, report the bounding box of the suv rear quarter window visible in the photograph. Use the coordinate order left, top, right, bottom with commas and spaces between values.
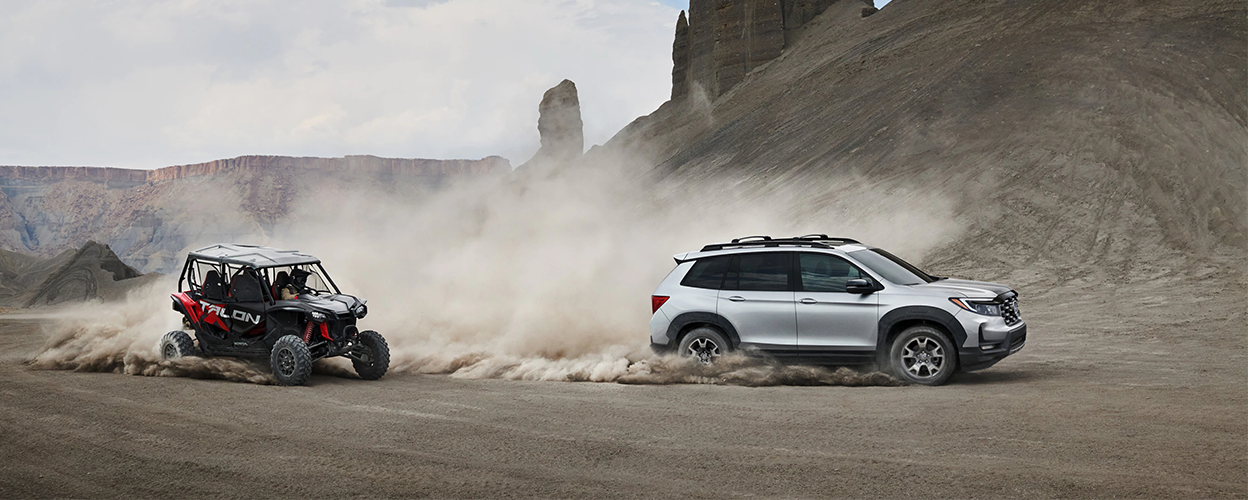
724, 253, 792, 291
681, 256, 730, 289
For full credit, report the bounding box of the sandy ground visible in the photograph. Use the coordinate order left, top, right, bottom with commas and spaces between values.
0, 277, 1244, 499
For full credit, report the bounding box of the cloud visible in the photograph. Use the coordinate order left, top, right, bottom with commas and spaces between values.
0, 0, 680, 168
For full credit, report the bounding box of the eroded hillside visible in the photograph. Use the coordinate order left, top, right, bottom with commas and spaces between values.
605, 0, 1246, 283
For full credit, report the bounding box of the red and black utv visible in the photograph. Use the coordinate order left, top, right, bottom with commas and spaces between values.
163, 244, 388, 385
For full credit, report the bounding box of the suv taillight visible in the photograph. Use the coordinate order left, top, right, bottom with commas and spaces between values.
651, 295, 669, 314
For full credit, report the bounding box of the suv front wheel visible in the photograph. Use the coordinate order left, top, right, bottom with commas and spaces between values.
678, 327, 730, 365
887, 325, 956, 386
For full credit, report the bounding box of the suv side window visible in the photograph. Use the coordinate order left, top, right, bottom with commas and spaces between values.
724, 252, 792, 291
681, 256, 729, 289
798, 253, 866, 292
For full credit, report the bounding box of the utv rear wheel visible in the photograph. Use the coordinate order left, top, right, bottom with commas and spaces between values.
270, 335, 313, 386
160, 331, 196, 360
678, 327, 730, 365
351, 330, 390, 380
887, 325, 956, 386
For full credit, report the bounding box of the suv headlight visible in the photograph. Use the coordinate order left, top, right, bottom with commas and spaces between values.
310, 311, 327, 322
950, 298, 1001, 316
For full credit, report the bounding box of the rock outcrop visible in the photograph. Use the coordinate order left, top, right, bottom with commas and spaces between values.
0, 241, 151, 308
670, 0, 874, 100
519, 80, 584, 169
23, 241, 146, 307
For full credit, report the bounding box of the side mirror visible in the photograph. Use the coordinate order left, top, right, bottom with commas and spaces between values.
846, 278, 882, 295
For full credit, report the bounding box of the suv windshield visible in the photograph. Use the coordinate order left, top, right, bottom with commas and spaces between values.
848, 248, 939, 285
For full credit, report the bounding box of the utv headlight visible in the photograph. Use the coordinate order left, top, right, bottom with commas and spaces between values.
950, 298, 1001, 316
310, 311, 327, 322
354, 304, 367, 319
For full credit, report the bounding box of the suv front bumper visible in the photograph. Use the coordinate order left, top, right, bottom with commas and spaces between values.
959, 323, 1026, 371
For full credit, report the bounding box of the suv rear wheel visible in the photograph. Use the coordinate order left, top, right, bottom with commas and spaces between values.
887, 325, 956, 386
270, 335, 313, 386
678, 327, 729, 365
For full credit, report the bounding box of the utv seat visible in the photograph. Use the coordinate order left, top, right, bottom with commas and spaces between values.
230, 272, 264, 303
202, 270, 226, 301
272, 271, 291, 300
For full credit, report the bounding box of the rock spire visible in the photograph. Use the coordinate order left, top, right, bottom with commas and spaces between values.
520, 79, 584, 169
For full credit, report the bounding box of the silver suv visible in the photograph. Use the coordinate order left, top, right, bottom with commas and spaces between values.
648, 235, 1026, 385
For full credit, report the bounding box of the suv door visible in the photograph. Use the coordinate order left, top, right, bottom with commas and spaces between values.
795, 252, 880, 352
717, 252, 797, 353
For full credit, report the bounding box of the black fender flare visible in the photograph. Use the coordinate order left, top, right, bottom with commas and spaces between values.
664, 312, 741, 349
876, 306, 967, 355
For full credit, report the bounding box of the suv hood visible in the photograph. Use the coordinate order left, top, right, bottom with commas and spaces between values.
910, 279, 1014, 299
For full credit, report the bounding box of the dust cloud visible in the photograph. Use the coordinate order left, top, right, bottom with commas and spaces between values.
266, 149, 957, 386
26, 280, 274, 384
29, 147, 957, 386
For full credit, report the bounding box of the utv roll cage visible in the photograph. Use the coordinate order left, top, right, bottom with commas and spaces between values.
176, 244, 342, 299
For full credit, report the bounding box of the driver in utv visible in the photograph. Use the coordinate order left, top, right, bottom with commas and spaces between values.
162, 244, 389, 386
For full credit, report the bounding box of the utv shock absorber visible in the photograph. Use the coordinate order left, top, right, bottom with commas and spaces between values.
302, 321, 315, 343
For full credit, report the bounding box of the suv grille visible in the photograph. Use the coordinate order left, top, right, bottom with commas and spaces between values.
1002, 297, 1021, 326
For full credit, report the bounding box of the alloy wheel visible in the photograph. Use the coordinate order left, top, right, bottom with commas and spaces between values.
901, 335, 945, 379
686, 337, 721, 365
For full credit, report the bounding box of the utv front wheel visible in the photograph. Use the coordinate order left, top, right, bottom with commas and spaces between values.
270, 335, 313, 386
887, 325, 957, 386
160, 331, 196, 360
350, 330, 390, 380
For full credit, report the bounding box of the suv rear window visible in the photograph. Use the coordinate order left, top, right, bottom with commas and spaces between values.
724, 253, 791, 291
681, 256, 729, 289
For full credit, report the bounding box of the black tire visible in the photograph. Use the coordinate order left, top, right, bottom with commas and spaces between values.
887, 325, 957, 386
677, 327, 730, 365
351, 330, 390, 380
160, 331, 196, 360
270, 335, 313, 386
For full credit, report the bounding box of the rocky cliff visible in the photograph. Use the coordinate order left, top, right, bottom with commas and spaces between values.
0, 155, 509, 273
671, 0, 875, 100
611, 0, 1246, 280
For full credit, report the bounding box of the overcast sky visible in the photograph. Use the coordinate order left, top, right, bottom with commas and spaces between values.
1, 0, 887, 169
0, 0, 688, 169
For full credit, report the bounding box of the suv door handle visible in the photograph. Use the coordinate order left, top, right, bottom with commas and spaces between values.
726, 296, 746, 302
799, 298, 817, 304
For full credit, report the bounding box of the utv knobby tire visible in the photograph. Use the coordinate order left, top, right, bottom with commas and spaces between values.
270, 335, 313, 386
352, 330, 390, 381
160, 331, 196, 360
887, 325, 957, 386
678, 327, 730, 365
